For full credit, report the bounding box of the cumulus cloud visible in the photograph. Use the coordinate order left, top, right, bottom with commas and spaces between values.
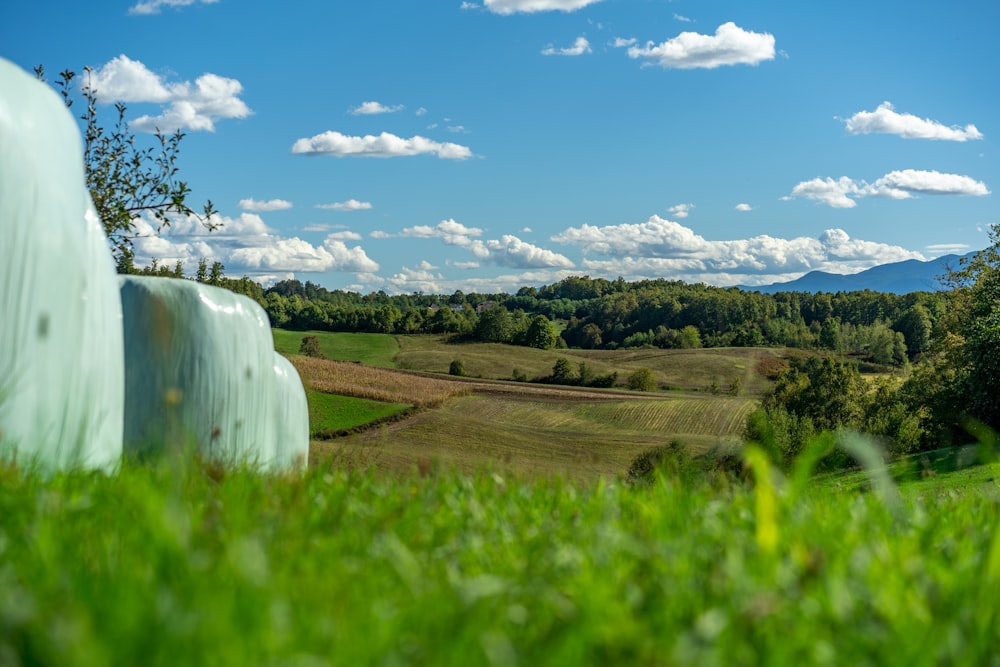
541, 36, 592, 56
843, 101, 983, 141
87, 55, 251, 132
627, 22, 776, 69
668, 203, 694, 219
350, 101, 405, 115
551, 215, 922, 285
612, 37, 637, 48
291, 131, 472, 159
402, 219, 572, 269
484, 0, 603, 14
468, 235, 575, 269
786, 170, 990, 208
315, 199, 373, 211
401, 218, 484, 244
735, 203, 753, 212
129, 212, 378, 277
238, 198, 293, 212
128, 0, 217, 15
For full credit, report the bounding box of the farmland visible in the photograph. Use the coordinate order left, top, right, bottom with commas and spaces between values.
273, 329, 785, 478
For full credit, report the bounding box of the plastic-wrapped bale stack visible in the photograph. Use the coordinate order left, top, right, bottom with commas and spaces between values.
120, 276, 281, 468
0, 58, 124, 472
272, 353, 310, 472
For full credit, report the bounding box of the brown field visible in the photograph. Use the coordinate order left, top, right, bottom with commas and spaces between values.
395, 335, 787, 394
290, 356, 469, 407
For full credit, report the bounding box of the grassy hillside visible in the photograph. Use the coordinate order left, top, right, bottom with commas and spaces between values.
312, 383, 757, 479
272, 329, 399, 367
3, 456, 999, 665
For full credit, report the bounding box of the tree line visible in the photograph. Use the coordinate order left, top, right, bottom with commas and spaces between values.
250, 274, 942, 366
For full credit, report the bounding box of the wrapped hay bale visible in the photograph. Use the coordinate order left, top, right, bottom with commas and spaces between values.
0, 58, 124, 471
272, 352, 309, 472
120, 276, 278, 467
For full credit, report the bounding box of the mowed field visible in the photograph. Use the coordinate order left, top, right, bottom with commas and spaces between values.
277, 329, 775, 479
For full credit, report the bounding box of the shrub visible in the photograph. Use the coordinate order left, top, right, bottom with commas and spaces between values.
449, 359, 465, 377
299, 335, 323, 358
626, 368, 657, 392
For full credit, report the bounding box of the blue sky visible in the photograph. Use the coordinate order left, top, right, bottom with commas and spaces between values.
3, 0, 997, 294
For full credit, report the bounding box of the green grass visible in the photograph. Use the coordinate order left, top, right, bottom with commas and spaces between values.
305, 389, 409, 437
271, 329, 399, 367
2, 456, 999, 665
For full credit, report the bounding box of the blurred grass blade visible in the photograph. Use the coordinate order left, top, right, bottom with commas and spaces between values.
745, 445, 779, 555
838, 432, 902, 519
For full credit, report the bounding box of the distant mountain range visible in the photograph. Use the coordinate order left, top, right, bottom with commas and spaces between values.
740, 253, 975, 295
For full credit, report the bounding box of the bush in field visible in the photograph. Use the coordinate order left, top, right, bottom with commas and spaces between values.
627, 439, 692, 483
299, 335, 323, 358
550, 357, 573, 384
449, 359, 465, 377
626, 368, 657, 391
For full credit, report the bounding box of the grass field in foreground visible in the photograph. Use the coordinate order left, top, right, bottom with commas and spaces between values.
2, 456, 999, 665
272, 329, 399, 368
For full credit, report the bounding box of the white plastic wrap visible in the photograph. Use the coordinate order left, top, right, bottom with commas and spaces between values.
120, 276, 278, 467
0, 58, 124, 471
272, 353, 310, 472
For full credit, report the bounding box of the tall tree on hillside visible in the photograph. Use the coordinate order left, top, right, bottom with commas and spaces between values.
946, 224, 1000, 429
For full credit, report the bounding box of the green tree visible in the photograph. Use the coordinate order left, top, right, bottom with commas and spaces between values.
627, 368, 657, 392
449, 359, 465, 377
551, 358, 573, 385
678, 325, 702, 349
299, 335, 323, 358
38, 66, 218, 267
474, 306, 515, 343
524, 315, 557, 349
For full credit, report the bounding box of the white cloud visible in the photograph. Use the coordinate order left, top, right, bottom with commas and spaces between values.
325, 231, 363, 241
460, 2, 479, 9
238, 198, 293, 212
350, 101, 405, 115
668, 203, 694, 219
735, 203, 753, 212
843, 101, 983, 141
87, 55, 251, 132
451, 261, 481, 269
447, 125, 469, 133
402, 220, 572, 269
787, 170, 990, 208
291, 131, 472, 159
469, 235, 575, 269
415, 107, 428, 116
551, 215, 922, 285
129, 212, 378, 277
541, 36, 592, 56
612, 37, 637, 48
673, 13, 692, 23
926, 243, 971, 254
627, 22, 776, 69
128, 0, 217, 15
484, 0, 603, 14
370, 230, 392, 239
402, 218, 484, 245
315, 199, 373, 211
